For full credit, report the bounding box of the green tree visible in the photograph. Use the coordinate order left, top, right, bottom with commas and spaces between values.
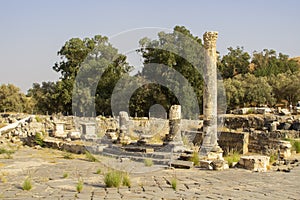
27, 82, 59, 114
0, 84, 33, 113
136, 26, 206, 118
218, 46, 251, 78
252, 49, 299, 76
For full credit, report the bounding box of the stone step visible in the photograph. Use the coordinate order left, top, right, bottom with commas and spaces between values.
99, 151, 172, 165
102, 146, 175, 160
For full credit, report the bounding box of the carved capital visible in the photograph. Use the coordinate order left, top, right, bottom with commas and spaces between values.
203, 31, 218, 50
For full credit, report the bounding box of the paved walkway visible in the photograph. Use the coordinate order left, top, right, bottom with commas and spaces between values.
0, 147, 299, 199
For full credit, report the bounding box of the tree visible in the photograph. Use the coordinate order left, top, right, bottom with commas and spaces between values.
136, 26, 206, 118
0, 84, 33, 113
252, 49, 299, 76
27, 82, 59, 114
218, 46, 251, 78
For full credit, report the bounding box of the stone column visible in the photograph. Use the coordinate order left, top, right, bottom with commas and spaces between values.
168, 105, 182, 142
200, 31, 221, 155
118, 111, 129, 142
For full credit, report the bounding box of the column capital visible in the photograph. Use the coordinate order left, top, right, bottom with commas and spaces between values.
203, 31, 218, 50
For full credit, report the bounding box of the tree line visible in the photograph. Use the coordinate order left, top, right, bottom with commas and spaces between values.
1, 26, 299, 116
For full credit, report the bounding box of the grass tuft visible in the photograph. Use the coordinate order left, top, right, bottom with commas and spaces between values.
63, 172, 69, 178
85, 151, 98, 162
22, 177, 32, 191
171, 178, 177, 190
96, 168, 102, 174
122, 173, 131, 187
224, 150, 240, 167
144, 158, 153, 167
62, 151, 74, 159
104, 171, 131, 188
76, 178, 83, 193
189, 151, 199, 166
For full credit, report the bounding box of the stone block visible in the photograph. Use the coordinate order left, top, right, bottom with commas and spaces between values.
238, 155, 270, 172
170, 160, 194, 169
199, 160, 213, 170
67, 131, 81, 140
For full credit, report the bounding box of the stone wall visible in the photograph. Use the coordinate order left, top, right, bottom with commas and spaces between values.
218, 132, 249, 154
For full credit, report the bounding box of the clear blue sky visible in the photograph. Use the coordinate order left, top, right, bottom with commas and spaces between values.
1, 0, 299, 92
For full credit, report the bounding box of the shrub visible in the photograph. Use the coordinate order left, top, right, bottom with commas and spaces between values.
122, 173, 131, 187
35, 132, 44, 147
35, 116, 42, 123
96, 168, 102, 174
224, 151, 240, 167
63, 172, 69, 178
104, 171, 122, 188
76, 178, 83, 193
189, 151, 199, 166
0, 148, 15, 159
62, 151, 74, 159
171, 178, 177, 190
22, 177, 32, 191
293, 141, 300, 153
85, 151, 98, 162
144, 158, 153, 167
0, 148, 15, 154
285, 139, 300, 153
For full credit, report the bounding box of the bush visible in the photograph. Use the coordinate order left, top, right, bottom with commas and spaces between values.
0, 148, 15, 159
96, 168, 102, 174
0, 148, 15, 154
122, 173, 131, 187
144, 158, 153, 167
22, 177, 32, 191
189, 151, 199, 166
35, 132, 44, 147
224, 151, 240, 167
293, 141, 300, 153
285, 139, 300, 153
62, 151, 74, 159
171, 178, 177, 190
63, 172, 69, 178
35, 116, 42, 123
85, 151, 98, 162
76, 178, 83, 193
104, 171, 122, 188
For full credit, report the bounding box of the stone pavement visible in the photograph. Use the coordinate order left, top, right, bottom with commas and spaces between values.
0, 146, 299, 199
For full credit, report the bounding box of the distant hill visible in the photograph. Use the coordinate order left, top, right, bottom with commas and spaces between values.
291, 56, 300, 64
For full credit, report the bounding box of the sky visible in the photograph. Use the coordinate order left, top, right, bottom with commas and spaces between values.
0, 0, 300, 92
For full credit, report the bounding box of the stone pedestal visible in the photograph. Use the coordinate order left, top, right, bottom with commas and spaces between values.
54, 122, 66, 138
81, 123, 97, 140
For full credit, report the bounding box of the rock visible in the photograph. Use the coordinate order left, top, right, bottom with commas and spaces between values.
238, 155, 270, 172
211, 160, 229, 170
280, 109, 291, 115
169, 160, 194, 169
67, 131, 81, 140
199, 160, 213, 170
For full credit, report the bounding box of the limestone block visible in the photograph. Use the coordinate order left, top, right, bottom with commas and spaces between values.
67, 131, 81, 140
238, 156, 270, 172
200, 160, 213, 170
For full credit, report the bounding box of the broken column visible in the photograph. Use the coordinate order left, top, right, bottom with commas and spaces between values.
165, 105, 182, 142
200, 31, 222, 155
118, 111, 131, 144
